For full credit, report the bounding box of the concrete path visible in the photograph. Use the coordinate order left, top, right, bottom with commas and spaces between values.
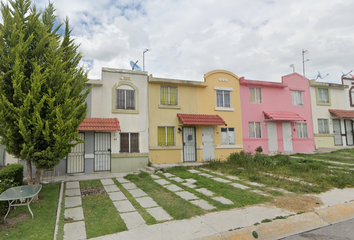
63, 181, 86, 240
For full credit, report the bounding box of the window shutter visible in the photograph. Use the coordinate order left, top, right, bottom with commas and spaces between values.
130, 133, 139, 153
161, 86, 168, 105
158, 127, 166, 145
120, 133, 129, 152
167, 127, 174, 145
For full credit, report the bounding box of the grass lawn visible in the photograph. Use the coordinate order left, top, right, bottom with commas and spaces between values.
126, 172, 206, 220
203, 151, 354, 193
80, 180, 127, 239
165, 168, 270, 210
0, 183, 60, 240
293, 149, 354, 165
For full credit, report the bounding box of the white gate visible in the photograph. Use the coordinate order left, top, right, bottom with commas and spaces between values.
345, 120, 353, 146
267, 122, 278, 153
333, 119, 342, 146
67, 133, 85, 174
202, 127, 214, 161
282, 123, 293, 153
94, 132, 111, 171
183, 127, 196, 162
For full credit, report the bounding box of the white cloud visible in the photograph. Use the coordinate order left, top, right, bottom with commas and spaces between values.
3, 0, 354, 82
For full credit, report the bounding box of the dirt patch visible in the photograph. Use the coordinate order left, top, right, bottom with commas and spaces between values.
269, 195, 323, 213
81, 187, 106, 197
0, 213, 29, 228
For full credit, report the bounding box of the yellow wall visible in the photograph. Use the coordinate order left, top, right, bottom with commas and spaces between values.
148, 70, 243, 164
314, 134, 336, 149
198, 70, 244, 160
148, 76, 201, 164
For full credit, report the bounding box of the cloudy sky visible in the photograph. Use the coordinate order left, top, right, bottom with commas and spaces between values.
18, 0, 354, 82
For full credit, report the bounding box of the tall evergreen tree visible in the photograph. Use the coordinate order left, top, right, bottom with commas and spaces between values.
0, 0, 89, 184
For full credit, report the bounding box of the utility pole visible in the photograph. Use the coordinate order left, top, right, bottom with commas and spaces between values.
302, 49, 309, 77
143, 49, 149, 72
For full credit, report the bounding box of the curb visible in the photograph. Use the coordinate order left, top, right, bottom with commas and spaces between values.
198, 201, 354, 240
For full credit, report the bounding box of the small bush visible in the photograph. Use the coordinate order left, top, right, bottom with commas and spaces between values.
255, 146, 263, 153
0, 163, 24, 187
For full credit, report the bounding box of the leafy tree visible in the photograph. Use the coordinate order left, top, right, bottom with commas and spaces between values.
0, 0, 89, 184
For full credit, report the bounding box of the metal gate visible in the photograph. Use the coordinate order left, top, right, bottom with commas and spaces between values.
94, 132, 111, 171
333, 119, 343, 146
67, 133, 85, 174
183, 127, 196, 162
345, 120, 354, 146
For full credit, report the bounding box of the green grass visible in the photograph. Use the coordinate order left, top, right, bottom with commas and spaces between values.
113, 179, 157, 225
204, 151, 354, 193
126, 172, 206, 219
80, 180, 127, 238
293, 149, 354, 164
0, 183, 60, 240
165, 167, 270, 210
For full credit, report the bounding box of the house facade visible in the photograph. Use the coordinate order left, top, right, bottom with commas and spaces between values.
148, 70, 243, 164
309, 79, 349, 148
240, 73, 315, 154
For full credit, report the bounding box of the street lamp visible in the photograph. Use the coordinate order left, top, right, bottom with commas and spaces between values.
143, 49, 149, 72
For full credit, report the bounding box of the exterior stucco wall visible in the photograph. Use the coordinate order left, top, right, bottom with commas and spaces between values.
199, 70, 244, 160
309, 80, 347, 148
240, 73, 315, 154
148, 76, 200, 164
90, 69, 149, 156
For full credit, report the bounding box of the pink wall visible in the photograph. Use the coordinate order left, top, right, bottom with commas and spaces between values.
240, 73, 315, 154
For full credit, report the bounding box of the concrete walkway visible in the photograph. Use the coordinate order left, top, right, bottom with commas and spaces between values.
60, 170, 354, 240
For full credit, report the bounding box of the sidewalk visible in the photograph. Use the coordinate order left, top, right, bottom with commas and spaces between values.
59, 172, 354, 240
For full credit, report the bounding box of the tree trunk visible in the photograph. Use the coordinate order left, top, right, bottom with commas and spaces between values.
26, 160, 32, 185
35, 168, 41, 185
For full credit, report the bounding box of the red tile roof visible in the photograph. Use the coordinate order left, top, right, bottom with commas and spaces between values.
78, 118, 121, 131
240, 77, 287, 88
263, 111, 304, 121
329, 109, 354, 118
177, 114, 227, 126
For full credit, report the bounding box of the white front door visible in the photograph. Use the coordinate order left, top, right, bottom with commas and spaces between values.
183, 127, 196, 162
282, 123, 293, 153
202, 127, 214, 161
267, 122, 278, 153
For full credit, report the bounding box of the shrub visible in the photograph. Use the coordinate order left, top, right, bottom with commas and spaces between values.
255, 146, 263, 153
0, 163, 24, 188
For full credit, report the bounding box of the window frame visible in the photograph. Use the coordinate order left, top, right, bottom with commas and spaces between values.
157, 126, 175, 146
120, 132, 139, 153
248, 122, 262, 138
317, 118, 329, 134
296, 123, 308, 138
116, 88, 135, 110
350, 87, 354, 107
160, 86, 178, 105
216, 90, 231, 108
316, 87, 330, 105
249, 87, 262, 104
291, 90, 303, 106
112, 82, 139, 114
221, 127, 236, 145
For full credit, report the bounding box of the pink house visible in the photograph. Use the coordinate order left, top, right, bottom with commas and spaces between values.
240, 73, 315, 154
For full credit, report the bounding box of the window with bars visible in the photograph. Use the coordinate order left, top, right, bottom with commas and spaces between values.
291, 90, 303, 106
216, 90, 231, 107
120, 133, 139, 153
116, 89, 135, 110
317, 88, 329, 104
249, 122, 262, 138
221, 127, 236, 145
249, 87, 262, 103
158, 127, 174, 146
296, 123, 308, 138
161, 86, 178, 105
318, 119, 329, 134
350, 87, 354, 107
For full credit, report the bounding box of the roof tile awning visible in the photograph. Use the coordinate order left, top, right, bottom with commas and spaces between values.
263, 111, 304, 121
329, 109, 354, 118
177, 114, 227, 126
78, 118, 121, 131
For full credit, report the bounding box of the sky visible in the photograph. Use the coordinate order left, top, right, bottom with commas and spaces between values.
7, 0, 354, 82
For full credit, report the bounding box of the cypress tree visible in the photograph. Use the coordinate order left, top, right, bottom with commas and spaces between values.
0, 0, 89, 184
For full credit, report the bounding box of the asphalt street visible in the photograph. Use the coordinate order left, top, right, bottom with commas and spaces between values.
281, 218, 354, 240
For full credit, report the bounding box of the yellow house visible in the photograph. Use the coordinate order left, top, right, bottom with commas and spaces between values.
148, 70, 243, 164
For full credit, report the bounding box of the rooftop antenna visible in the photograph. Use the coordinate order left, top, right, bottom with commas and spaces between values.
143, 49, 149, 72
289, 64, 295, 73
315, 71, 329, 80
302, 49, 309, 77
341, 70, 353, 77
130, 60, 142, 71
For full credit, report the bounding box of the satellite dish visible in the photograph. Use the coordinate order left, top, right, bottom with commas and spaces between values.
130, 60, 142, 71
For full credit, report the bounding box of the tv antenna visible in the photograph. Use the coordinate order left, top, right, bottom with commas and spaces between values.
143, 49, 149, 72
